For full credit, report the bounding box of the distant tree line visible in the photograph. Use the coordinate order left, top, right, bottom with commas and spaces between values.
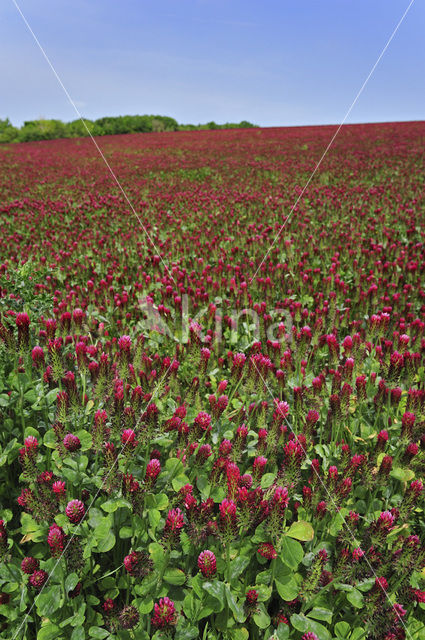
0, 115, 256, 143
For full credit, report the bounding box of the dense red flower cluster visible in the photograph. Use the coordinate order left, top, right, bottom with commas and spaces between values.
0, 123, 425, 639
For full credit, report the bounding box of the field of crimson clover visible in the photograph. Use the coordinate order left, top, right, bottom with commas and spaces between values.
0, 121, 425, 640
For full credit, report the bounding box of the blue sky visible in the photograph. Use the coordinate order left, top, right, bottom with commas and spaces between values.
1, 0, 423, 127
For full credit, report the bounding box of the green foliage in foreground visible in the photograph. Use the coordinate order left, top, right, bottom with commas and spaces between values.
0, 115, 256, 144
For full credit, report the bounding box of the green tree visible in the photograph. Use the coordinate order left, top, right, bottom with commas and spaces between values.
65, 118, 95, 137
0, 118, 19, 143
18, 119, 67, 142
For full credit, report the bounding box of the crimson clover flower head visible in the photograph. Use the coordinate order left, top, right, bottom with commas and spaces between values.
17, 488, 32, 508
377, 510, 395, 530
174, 404, 187, 418
346, 511, 360, 526
401, 411, 415, 436
164, 508, 185, 533
94, 409, 107, 426
326, 333, 339, 350
339, 548, 350, 563
219, 439, 232, 456
272, 486, 289, 508
284, 439, 303, 463
123, 551, 153, 578
402, 411, 415, 426
201, 347, 211, 361
44, 317, 57, 337
215, 394, 228, 413
104, 442, 116, 456
345, 356, 354, 369
227, 462, 240, 482
48, 337, 62, 354
122, 473, 140, 495
302, 634, 319, 640
374, 576, 389, 592
316, 501, 327, 518
302, 485, 312, 503
63, 433, 81, 452
312, 376, 322, 391
391, 387, 402, 403
273, 399, 289, 419
276, 610, 290, 625
65, 499, 85, 524
218, 379, 228, 393
219, 499, 237, 520
377, 430, 388, 444
321, 570, 333, 586
121, 429, 137, 448
257, 542, 277, 559
196, 444, 212, 464
405, 442, 419, 459
379, 455, 393, 475
340, 443, 351, 458
408, 479, 423, 498
238, 487, 249, 503
102, 598, 115, 613
253, 456, 267, 478
339, 476, 352, 497
16, 312, 30, 327
198, 550, 217, 578
31, 346, 45, 367
59, 312, 71, 329
21, 556, 39, 574
151, 596, 178, 629
317, 549, 328, 563
37, 470, 55, 487
43, 365, 53, 383
123, 551, 138, 574
392, 602, 407, 618
352, 547, 364, 561
405, 534, 420, 548
180, 485, 195, 506
119, 605, 139, 629
29, 569, 48, 590
52, 480, 66, 496
232, 352, 246, 368
410, 588, 425, 603
179, 484, 193, 500
236, 424, 248, 440
257, 428, 268, 443
47, 524, 66, 556
118, 335, 132, 353
145, 458, 161, 481
239, 473, 253, 489
21, 436, 38, 462
194, 411, 212, 432
350, 454, 366, 472
306, 409, 319, 425
245, 589, 258, 605
328, 465, 338, 480
72, 307, 84, 323
24, 434, 37, 449
75, 340, 87, 359
311, 458, 321, 475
